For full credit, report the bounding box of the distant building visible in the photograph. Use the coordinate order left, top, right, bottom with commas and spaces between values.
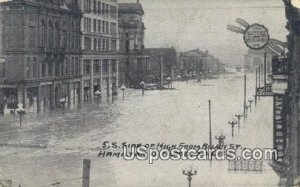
179, 49, 223, 80
118, 0, 149, 87
0, 0, 82, 114
144, 47, 177, 83
79, 0, 119, 101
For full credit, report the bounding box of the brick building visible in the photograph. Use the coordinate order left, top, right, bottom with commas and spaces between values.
118, 0, 149, 88
80, 0, 119, 101
0, 0, 82, 114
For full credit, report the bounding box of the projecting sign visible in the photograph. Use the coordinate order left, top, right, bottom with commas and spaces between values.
256, 84, 273, 96
243, 23, 270, 50
273, 94, 287, 163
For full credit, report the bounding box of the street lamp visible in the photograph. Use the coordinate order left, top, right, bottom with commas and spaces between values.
248, 99, 254, 112
228, 120, 237, 138
166, 76, 172, 89
59, 97, 67, 114
16, 103, 25, 127
215, 132, 226, 148
183, 169, 197, 187
235, 114, 243, 130
121, 84, 126, 100
140, 81, 145, 95
245, 105, 250, 118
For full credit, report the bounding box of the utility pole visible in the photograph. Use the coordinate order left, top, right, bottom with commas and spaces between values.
255, 68, 258, 106
183, 169, 197, 187
82, 159, 91, 187
244, 74, 246, 121
264, 52, 267, 88
160, 52, 164, 88
208, 100, 212, 149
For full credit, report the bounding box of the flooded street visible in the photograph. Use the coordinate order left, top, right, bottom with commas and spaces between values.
0, 73, 278, 187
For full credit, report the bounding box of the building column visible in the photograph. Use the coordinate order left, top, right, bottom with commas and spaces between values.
37, 85, 41, 113
99, 59, 103, 93
90, 60, 94, 101
107, 59, 111, 97
116, 59, 119, 90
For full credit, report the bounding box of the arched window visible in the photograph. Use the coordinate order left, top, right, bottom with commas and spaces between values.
40, 20, 46, 47
48, 21, 53, 48
54, 22, 60, 48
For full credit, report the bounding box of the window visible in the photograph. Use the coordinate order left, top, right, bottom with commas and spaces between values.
32, 57, 38, 78
111, 40, 117, 51
103, 60, 108, 73
71, 57, 75, 75
54, 22, 60, 48
26, 57, 31, 78
29, 26, 35, 48
98, 20, 101, 33
94, 60, 100, 74
75, 57, 79, 75
42, 63, 46, 77
39, 20, 46, 47
0, 59, 5, 78
98, 39, 102, 51
106, 4, 109, 16
84, 37, 92, 50
48, 21, 53, 48
102, 21, 105, 33
48, 61, 52, 77
84, 60, 90, 74
106, 22, 109, 34
111, 60, 116, 72
93, 19, 97, 32
98, 2, 101, 14
93, 38, 97, 50
93, 0, 97, 13
106, 39, 109, 51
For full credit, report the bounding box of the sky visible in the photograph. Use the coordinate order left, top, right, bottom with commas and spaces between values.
120, 0, 288, 66
0, 0, 289, 66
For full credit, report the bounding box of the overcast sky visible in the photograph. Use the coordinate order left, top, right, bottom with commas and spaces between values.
120, 0, 288, 66
0, 0, 288, 65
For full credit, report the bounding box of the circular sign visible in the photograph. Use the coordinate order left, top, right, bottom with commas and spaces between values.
243, 23, 269, 50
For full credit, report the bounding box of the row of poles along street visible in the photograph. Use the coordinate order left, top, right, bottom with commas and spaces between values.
182, 70, 268, 187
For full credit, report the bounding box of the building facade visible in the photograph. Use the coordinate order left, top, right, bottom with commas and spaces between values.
80, 0, 119, 102
144, 47, 177, 83
179, 49, 223, 81
0, 0, 82, 114
118, 0, 149, 88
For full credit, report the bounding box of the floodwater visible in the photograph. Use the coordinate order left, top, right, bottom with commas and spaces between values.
0, 72, 278, 187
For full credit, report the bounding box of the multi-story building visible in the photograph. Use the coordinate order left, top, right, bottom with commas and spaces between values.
118, 0, 149, 88
0, 0, 82, 114
271, 1, 300, 186
79, 0, 119, 101
178, 49, 223, 80
144, 47, 177, 82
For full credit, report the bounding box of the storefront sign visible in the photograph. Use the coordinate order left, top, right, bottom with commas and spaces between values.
228, 160, 263, 172
273, 94, 287, 163
243, 23, 269, 50
256, 84, 273, 96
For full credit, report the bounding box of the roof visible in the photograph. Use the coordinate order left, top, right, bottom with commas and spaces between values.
118, 2, 144, 15
181, 49, 207, 57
